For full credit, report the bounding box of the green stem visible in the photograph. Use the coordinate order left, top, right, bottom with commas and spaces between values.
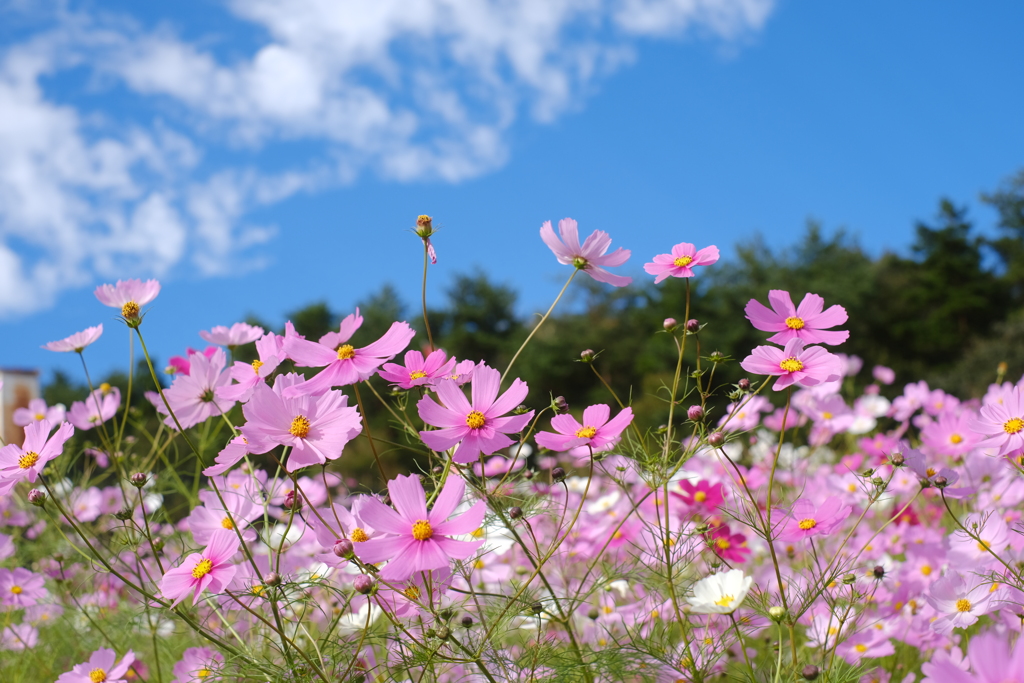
502, 270, 577, 383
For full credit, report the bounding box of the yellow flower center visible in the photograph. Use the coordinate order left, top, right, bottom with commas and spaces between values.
920, 565, 932, 576
221, 517, 234, 530
251, 584, 264, 596
1004, 417, 1023, 434
100, 383, 112, 394
251, 359, 264, 374
673, 255, 693, 267
197, 670, 211, 679
34, 413, 45, 421
785, 316, 805, 330
192, 558, 214, 579
714, 594, 734, 607
336, 344, 356, 360
412, 519, 433, 541
949, 433, 963, 444
925, 467, 936, 477
822, 412, 833, 420
350, 528, 369, 543
409, 370, 428, 380
575, 426, 597, 439
473, 559, 485, 569
18, 452, 39, 469
290, 415, 311, 439
854, 644, 868, 653
715, 538, 731, 550
779, 357, 804, 373
694, 491, 707, 503
121, 301, 140, 319
465, 411, 486, 429
978, 540, 991, 552
10, 586, 22, 595
90, 669, 108, 683
955, 598, 971, 612
798, 518, 817, 530
403, 585, 420, 600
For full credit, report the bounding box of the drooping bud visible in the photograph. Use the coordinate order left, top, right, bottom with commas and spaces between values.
353, 574, 374, 595
551, 467, 566, 483
687, 405, 704, 421
707, 432, 725, 447
552, 396, 570, 414
27, 489, 46, 507
130, 472, 148, 488
333, 539, 355, 558
685, 319, 700, 333
663, 318, 677, 332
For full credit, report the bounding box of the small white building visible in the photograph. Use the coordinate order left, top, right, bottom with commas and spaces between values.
0, 368, 40, 447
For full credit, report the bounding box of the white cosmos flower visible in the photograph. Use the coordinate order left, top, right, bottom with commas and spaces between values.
687, 569, 753, 614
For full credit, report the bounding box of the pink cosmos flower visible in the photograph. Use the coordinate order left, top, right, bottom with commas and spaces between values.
282, 315, 416, 396
739, 338, 843, 391
94, 278, 160, 321
0, 568, 47, 607
872, 365, 895, 385
776, 496, 852, 543
157, 348, 235, 430
922, 630, 1024, 683
378, 349, 457, 389
744, 290, 849, 346
921, 410, 981, 457
540, 218, 632, 287
186, 490, 260, 545
240, 374, 363, 472
643, 243, 720, 283
42, 324, 103, 353
171, 647, 224, 683
971, 385, 1024, 456
708, 524, 750, 563
167, 346, 218, 376
417, 365, 534, 463
1, 624, 38, 651
159, 529, 239, 607
0, 420, 74, 495
354, 473, 485, 581
57, 648, 136, 683
671, 479, 725, 513
199, 322, 264, 347
717, 396, 772, 431
202, 435, 250, 477
68, 386, 120, 431
534, 405, 633, 453
13, 398, 65, 427
925, 572, 994, 635
218, 333, 284, 402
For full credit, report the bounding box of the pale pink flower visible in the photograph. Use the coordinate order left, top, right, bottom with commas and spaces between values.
925, 572, 994, 635
282, 314, 416, 396
167, 346, 217, 376
0, 567, 47, 607
540, 218, 631, 287
172, 647, 224, 683
68, 385, 120, 431
417, 365, 534, 463
13, 398, 65, 427
535, 405, 633, 453
922, 630, 1024, 683
42, 324, 103, 353
739, 338, 844, 391
378, 349, 457, 389
202, 435, 250, 477
218, 333, 284, 402
159, 529, 239, 607
643, 242, 719, 282
157, 348, 235, 430
94, 278, 160, 323
873, 365, 895, 385
971, 384, 1024, 456
1, 624, 38, 651
744, 290, 849, 346
186, 490, 260, 545
355, 474, 485, 581
0, 420, 74, 495
57, 648, 136, 683
199, 322, 265, 347
776, 496, 851, 543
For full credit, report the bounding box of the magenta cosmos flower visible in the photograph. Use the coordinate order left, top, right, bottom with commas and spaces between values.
643, 243, 720, 283
94, 278, 160, 323
745, 290, 849, 346
776, 496, 852, 543
535, 404, 633, 453
378, 349, 457, 389
282, 313, 415, 396
42, 324, 103, 353
540, 218, 631, 287
57, 648, 136, 683
971, 385, 1024, 456
417, 365, 534, 463
0, 420, 74, 495
354, 473, 485, 581
160, 529, 239, 607
157, 348, 235, 430
740, 338, 843, 391
240, 374, 363, 472
200, 322, 264, 347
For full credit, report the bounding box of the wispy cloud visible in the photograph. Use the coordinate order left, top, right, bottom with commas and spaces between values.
0, 0, 774, 317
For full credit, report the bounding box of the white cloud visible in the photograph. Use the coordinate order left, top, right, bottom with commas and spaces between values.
0, 0, 773, 317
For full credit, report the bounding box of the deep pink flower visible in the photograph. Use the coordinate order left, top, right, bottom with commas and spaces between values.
971, 385, 1024, 456
739, 338, 844, 391
540, 218, 631, 287
643, 243, 719, 283
378, 349, 457, 389
218, 333, 284, 402
535, 404, 633, 453
671, 479, 725, 513
776, 496, 851, 543
709, 524, 750, 563
157, 348, 235, 430
355, 474, 485, 581
417, 365, 534, 463
13, 398, 65, 427
94, 278, 160, 322
0, 420, 74, 495
744, 290, 849, 346
160, 529, 239, 606
240, 374, 363, 472
57, 648, 136, 683
42, 324, 103, 353
282, 314, 415, 396
0, 567, 47, 607
68, 385, 120, 431
199, 322, 264, 347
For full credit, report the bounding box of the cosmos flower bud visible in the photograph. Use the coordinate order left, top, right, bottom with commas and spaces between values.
514, 404, 530, 415
552, 396, 570, 414
461, 615, 474, 627
685, 319, 700, 333
114, 507, 134, 521
890, 452, 905, 467
687, 405, 704, 421
284, 490, 303, 511
842, 574, 856, 585
531, 601, 544, 614
508, 506, 523, 520
663, 318, 677, 331
333, 539, 355, 558
801, 665, 820, 681
551, 467, 566, 483
933, 476, 948, 488
737, 378, 750, 391
872, 566, 885, 579
708, 351, 725, 363
768, 606, 786, 622
415, 214, 434, 238
265, 572, 282, 587
580, 349, 596, 363
436, 626, 450, 640
130, 472, 148, 488
27, 489, 46, 507
588, 607, 600, 620
707, 432, 725, 447
354, 574, 374, 595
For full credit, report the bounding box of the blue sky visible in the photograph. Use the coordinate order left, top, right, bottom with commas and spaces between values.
2, 0, 1023, 384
